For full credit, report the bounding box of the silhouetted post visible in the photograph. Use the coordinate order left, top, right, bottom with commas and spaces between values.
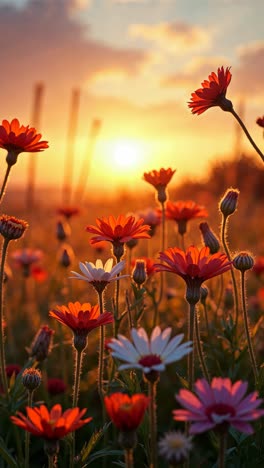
26, 82, 45, 211
62, 88, 80, 204
75, 118, 102, 202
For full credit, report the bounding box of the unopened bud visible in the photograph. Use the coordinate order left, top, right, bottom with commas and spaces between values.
199, 222, 220, 254
219, 189, 239, 217
132, 259, 147, 286
28, 325, 54, 361
56, 220, 71, 242
58, 244, 74, 268
126, 238, 138, 250
200, 286, 209, 305
233, 252, 254, 272
0, 215, 28, 240
22, 368, 42, 391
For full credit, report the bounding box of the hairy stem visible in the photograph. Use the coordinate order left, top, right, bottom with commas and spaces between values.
148, 380, 158, 468
187, 303, 195, 391
25, 391, 34, 468
124, 448, 134, 468
0, 238, 10, 397
230, 108, 264, 163
241, 271, 258, 383
194, 312, 210, 381
0, 164, 12, 204
218, 432, 227, 468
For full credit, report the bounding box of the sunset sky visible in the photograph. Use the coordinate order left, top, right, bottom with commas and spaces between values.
0, 0, 263, 195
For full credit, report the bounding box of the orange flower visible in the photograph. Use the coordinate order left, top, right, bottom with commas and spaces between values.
104, 393, 149, 431
49, 302, 113, 336
143, 168, 176, 189
86, 215, 151, 245
188, 67, 232, 115
256, 116, 264, 128
165, 200, 208, 235
0, 119, 48, 166
155, 246, 231, 304
11, 404, 92, 440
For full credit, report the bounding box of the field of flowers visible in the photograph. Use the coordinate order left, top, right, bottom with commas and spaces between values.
0, 67, 264, 468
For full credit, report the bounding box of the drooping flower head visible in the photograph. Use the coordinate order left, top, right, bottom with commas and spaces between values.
108, 326, 192, 382
155, 246, 232, 304
49, 302, 113, 351
165, 200, 208, 236
86, 215, 151, 261
104, 393, 149, 432
158, 431, 192, 466
188, 66, 232, 115
173, 377, 264, 435
143, 168, 176, 203
11, 404, 92, 440
70, 258, 129, 294
0, 118, 49, 166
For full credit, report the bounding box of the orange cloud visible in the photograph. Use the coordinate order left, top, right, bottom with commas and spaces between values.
129, 21, 210, 51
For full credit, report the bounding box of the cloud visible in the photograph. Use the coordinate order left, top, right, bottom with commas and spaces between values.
235, 41, 264, 97
129, 21, 211, 52
0, 0, 150, 119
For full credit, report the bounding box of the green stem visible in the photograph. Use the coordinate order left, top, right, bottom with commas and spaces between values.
187, 303, 195, 391
25, 391, 33, 468
124, 448, 134, 468
72, 349, 83, 408
148, 381, 158, 468
98, 291, 105, 403
0, 238, 10, 397
218, 432, 227, 468
0, 164, 12, 204
221, 215, 239, 328
202, 302, 210, 336
241, 271, 258, 383
230, 108, 264, 163
70, 349, 83, 468
194, 312, 210, 381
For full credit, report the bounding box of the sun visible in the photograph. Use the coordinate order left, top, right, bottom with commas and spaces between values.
112, 139, 143, 169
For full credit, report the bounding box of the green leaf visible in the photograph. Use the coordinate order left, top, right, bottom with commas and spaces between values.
81, 449, 123, 467
80, 423, 111, 462
0, 437, 18, 467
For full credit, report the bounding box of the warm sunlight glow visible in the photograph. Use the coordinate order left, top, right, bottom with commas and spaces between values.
112, 140, 143, 168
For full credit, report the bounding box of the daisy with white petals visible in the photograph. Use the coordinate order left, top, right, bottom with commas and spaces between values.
108, 326, 192, 375
70, 258, 129, 293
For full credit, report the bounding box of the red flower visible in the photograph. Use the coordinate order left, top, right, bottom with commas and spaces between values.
155, 246, 232, 303
6, 364, 21, 378
143, 168, 176, 189
47, 378, 67, 396
252, 256, 264, 276
166, 201, 208, 235
31, 265, 48, 282
11, 404, 92, 440
49, 302, 113, 335
0, 118, 48, 154
256, 116, 264, 128
188, 67, 232, 115
57, 206, 80, 219
104, 393, 149, 431
86, 215, 151, 245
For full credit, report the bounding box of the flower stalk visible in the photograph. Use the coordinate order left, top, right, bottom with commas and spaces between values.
0, 238, 10, 397
187, 303, 195, 391
218, 432, 227, 468
0, 164, 12, 204
148, 380, 158, 468
194, 312, 210, 381
124, 448, 134, 468
230, 108, 264, 163
241, 271, 258, 383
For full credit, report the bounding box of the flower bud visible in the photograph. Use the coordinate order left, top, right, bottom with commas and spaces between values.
126, 238, 138, 250
0, 215, 28, 240
233, 252, 254, 272
28, 325, 54, 361
56, 220, 71, 241
219, 189, 239, 217
132, 259, 147, 286
199, 222, 220, 254
58, 244, 74, 268
22, 368, 42, 391
200, 286, 209, 305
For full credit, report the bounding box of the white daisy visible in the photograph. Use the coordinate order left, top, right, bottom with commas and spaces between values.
158, 431, 192, 465
108, 326, 192, 374
70, 258, 129, 283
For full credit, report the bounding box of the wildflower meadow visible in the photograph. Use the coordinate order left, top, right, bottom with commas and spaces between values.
0, 66, 264, 468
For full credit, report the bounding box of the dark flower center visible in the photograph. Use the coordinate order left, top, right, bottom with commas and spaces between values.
138, 354, 162, 367
206, 403, 236, 427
